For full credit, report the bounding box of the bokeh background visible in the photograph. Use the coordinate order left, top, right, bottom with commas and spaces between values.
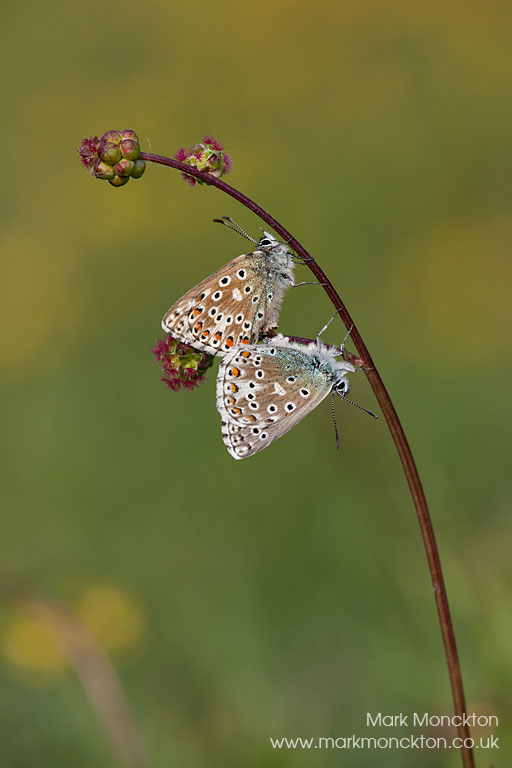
1, 1, 511, 766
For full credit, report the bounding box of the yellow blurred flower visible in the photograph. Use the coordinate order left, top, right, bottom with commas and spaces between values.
1, 614, 66, 673
1, 584, 145, 680
75, 584, 145, 652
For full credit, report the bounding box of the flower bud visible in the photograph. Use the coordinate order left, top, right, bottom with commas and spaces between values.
130, 159, 146, 178
120, 140, 139, 161
94, 160, 116, 180
99, 140, 122, 165
175, 134, 232, 187
102, 130, 122, 144
109, 174, 130, 187
119, 129, 138, 143
114, 159, 134, 177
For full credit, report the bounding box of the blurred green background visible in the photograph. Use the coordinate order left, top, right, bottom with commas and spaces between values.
1, 1, 511, 766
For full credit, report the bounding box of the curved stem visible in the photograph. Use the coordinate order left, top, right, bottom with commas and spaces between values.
142, 153, 475, 768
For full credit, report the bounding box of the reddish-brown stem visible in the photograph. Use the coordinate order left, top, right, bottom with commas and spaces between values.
141, 153, 475, 768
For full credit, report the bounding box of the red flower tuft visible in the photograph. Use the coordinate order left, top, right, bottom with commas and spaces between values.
201, 134, 224, 151
151, 335, 213, 391
181, 172, 197, 187
78, 136, 100, 169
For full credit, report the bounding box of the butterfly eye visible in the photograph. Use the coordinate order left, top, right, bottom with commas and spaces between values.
337, 380, 350, 396
259, 238, 272, 247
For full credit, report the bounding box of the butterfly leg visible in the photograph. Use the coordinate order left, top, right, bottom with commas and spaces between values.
292, 280, 326, 287
339, 324, 354, 355
316, 308, 343, 340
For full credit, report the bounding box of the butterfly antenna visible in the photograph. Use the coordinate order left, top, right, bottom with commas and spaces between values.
331, 392, 340, 450
340, 394, 378, 419
213, 216, 258, 244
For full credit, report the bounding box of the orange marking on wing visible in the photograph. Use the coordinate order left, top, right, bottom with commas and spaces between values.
203, 329, 210, 337
242, 337, 249, 345
193, 308, 201, 317
232, 407, 242, 415
241, 350, 251, 358
226, 337, 234, 347
228, 397, 235, 405
230, 383, 238, 392
231, 367, 240, 377
215, 332, 222, 341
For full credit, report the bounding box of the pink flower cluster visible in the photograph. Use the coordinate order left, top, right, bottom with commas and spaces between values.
175, 134, 232, 186
151, 335, 213, 391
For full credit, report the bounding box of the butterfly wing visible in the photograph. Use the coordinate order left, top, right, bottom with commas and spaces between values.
216, 343, 333, 459
162, 251, 279, 356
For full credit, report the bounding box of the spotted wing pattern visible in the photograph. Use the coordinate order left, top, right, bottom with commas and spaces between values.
216, 341, 333, 459
162, 242, 294, 357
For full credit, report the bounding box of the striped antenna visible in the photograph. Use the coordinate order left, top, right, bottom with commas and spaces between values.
213, 216, 258, 244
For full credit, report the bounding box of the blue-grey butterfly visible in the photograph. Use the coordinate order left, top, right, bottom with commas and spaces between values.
161, 220, 295, 356
216, 335, 361, 459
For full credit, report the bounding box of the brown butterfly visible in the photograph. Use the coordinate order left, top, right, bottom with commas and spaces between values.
161, 221, 296, 356
216, 336, 356, 459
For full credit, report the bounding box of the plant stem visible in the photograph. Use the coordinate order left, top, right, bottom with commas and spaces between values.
142, 153, 475, 768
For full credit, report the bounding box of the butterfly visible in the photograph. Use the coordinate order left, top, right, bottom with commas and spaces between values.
216, 335, 363, 459
161, 223, 296, 356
